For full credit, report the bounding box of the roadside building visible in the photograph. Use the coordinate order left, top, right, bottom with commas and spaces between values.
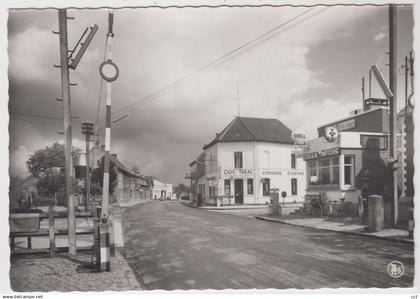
152, 179, 173, 200
190, 116, 306, 206
302, 103, 392, 205
75, 146, 150, 204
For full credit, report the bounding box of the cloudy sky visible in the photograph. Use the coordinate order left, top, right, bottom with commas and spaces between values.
8, 4, 414, 184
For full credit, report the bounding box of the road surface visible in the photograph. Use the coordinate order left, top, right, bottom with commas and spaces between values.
117, 201, 414, 290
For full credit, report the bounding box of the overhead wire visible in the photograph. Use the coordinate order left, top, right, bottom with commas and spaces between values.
110, 7, 328, 118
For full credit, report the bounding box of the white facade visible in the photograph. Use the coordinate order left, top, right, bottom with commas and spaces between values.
197, 141, 306, 205
152, 179, 173, 199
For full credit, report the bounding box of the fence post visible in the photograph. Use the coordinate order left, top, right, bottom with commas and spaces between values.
49, 206, 56, 256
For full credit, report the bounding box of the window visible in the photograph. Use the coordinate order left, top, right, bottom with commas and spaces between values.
247, 178, 253, 195
291, 178, 297, 195
344, 155, 354, 185
234, 152, 243, 168
308, 157, 339, 186
291, 154, 296, 169
262, 178, 270, 196
224, 179, 231, 195
209, 186, 216, 199
361, 135, 387, 150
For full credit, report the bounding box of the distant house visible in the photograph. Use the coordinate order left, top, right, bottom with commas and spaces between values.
152, 179, 173, 200
75, 145, 151, 204
189, 116, 306, 206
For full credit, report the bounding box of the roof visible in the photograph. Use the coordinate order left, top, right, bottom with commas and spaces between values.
203, 116, 294, 149
318, 106, 388, 129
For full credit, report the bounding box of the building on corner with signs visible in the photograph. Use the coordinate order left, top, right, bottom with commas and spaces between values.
189, 116, 306, 206
301, 99, 395, 208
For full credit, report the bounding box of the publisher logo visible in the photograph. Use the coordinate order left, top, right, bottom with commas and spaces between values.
387, 261, 404, 278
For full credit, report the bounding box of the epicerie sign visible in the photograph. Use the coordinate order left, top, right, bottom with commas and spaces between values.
262, 170, 304, 176
223, 169, 253, 176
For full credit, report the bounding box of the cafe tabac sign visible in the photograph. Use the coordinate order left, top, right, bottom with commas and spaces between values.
222, 168, 253, 176
303, 148, 340, 160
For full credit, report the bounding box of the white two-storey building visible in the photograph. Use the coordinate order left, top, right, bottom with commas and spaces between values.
190, 117, 306, 206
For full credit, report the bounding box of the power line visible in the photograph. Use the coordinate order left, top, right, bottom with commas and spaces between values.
111, 7, 322, 117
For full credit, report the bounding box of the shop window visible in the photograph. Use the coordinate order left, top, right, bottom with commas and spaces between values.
234, 152, 243, 169
291, 154, 296, 169
361, 135, 387, 150
247, 178, 253, 195
262, 178, 270, 196
291, 178, 297, 195
224, 179, 231, 195
308, 157, 339, 186
344, 156, 354, 185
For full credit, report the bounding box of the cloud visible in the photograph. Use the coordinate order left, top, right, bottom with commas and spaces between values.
9, 145, 30, 177
374, 31, 387, 42
278, 98, 360, 139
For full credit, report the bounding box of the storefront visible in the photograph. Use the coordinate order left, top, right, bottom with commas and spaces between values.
302, 106, 391, 204
190, 116, 306, 206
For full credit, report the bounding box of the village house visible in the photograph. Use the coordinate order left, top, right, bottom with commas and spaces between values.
152, 179, 173, 200
189, 116, 306, 206
75, 145, 151, 205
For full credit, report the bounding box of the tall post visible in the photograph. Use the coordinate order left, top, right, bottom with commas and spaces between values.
389, 4, 398, 226
58, 9, 76, 256
361, 76, 365, 102
369, 69, 372, 98
98, 10, 117, 272
85, 133, 90, 212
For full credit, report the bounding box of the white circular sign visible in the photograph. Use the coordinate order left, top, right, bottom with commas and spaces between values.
324, 126, 338, 142
99, 60, 119, 82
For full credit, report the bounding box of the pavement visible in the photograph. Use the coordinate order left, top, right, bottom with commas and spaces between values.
183, 201, 411, 244
119, 200, 414, 290
8, 202, 150, 292
255, 214, 412, 243
10, 250, 142, 292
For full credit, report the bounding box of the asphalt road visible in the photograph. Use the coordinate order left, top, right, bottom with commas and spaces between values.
118, 201, 414, 290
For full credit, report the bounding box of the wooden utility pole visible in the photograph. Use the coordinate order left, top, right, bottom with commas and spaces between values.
58, 9, 76, 256
389, 4, 398, 226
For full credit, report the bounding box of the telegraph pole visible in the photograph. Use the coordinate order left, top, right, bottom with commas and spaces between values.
58, 9, 76, 256
361, 76, 365, 103
389, 4, 398, 226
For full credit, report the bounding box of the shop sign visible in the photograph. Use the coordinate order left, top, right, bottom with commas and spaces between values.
223, 169, 253, 176
337, 119, 356, 131
261, 170, 305, 176
292, 131, 307, 145
303, 148, 340, 160
262, 170, 282, 175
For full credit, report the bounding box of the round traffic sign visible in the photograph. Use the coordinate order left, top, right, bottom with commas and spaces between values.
281, 191, 287, 198
99, 59, 119, 82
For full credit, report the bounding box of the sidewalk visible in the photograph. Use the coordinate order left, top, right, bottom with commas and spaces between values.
182, 200, 302, 210
10, 250, 142, 292
256, 214, 413, 244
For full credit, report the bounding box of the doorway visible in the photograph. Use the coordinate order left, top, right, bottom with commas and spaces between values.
234, 179, 244, 204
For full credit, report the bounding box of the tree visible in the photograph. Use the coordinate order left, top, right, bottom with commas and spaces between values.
26, 143, 81, 202
174, 183, 190, 196
90, 156, 117, 195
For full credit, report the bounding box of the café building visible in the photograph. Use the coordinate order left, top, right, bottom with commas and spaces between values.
190, 116, 306, 206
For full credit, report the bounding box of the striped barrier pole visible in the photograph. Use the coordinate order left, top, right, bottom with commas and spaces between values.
99, 223, 111, 271
408, 206, 414, 239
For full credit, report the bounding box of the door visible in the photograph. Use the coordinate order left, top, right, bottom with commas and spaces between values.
234, 179, 244, 204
